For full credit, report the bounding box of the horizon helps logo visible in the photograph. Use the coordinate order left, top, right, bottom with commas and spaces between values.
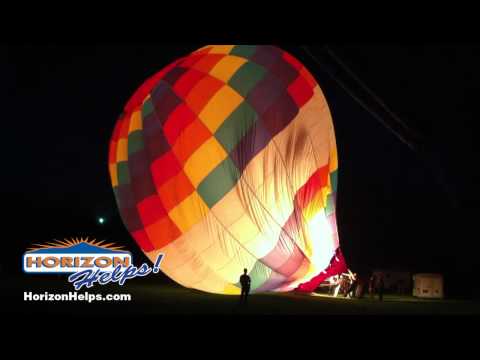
23, 238, 131, 273
23, 237, 164, 290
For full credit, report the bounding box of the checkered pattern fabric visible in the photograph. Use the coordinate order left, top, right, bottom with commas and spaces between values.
109, 45, 344, 294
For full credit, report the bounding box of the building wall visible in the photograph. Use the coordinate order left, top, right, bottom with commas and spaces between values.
413, 274, 444, 298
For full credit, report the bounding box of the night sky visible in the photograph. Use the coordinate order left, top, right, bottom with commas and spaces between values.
3, 43, 479, 294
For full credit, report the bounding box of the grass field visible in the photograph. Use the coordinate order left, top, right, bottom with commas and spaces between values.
3, 275, 480, 316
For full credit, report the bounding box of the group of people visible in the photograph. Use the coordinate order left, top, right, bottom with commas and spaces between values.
237, 268, 386, 304
328, 271, 385, 301
328, 271, 359, 298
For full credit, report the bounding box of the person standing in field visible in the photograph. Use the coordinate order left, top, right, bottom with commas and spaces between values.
369, 274, 376, 299
239, 268, 251, 305
378, 275, 385, 301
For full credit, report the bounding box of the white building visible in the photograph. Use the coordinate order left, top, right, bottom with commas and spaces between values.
413, 273, 444, 299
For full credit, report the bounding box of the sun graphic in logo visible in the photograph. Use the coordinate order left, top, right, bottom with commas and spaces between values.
27, 237, 125, 251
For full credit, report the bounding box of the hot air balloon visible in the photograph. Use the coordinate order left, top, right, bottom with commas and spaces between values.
108, 45, 346, 295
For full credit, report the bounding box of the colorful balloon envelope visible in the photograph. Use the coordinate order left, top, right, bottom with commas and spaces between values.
109, 45, 345, 294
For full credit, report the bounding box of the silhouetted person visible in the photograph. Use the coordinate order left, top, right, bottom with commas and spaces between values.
369, 275, 376, 299
346, 280, 354, 298
239, 268, 251, 304
378, 276, 385, 301
346, 273, 357, 298
355, 275, 365, 298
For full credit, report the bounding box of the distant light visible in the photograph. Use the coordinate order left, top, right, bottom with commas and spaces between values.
98, 217, 105, 225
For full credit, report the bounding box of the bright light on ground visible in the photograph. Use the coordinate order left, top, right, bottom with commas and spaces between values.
98, 217, 105, 224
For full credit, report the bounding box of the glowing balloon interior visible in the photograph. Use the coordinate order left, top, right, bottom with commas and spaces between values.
109, 45, 346, 294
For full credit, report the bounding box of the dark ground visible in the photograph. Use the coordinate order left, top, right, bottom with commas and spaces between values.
3, 274, 479, 316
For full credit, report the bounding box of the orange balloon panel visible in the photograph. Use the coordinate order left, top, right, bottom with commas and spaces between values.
109, 45, 342, 294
